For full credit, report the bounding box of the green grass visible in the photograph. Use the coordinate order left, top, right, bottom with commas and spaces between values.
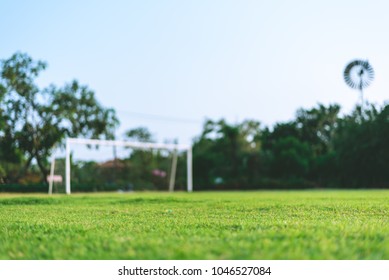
0, 190, 388, 259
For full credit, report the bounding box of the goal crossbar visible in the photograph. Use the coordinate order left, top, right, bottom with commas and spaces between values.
65, 138, 193, 194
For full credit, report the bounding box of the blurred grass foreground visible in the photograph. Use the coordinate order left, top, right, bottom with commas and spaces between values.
0, 190, 388, 260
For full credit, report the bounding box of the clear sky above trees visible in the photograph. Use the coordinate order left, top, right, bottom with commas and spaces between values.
1, 0, 389, 145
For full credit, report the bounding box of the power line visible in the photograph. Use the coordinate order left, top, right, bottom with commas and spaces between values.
116, 110, 202, 124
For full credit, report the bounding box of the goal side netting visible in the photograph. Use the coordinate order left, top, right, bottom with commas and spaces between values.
48, 138, 192, 194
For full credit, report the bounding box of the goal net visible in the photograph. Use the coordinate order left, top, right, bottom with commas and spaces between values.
48, 138, 192, 194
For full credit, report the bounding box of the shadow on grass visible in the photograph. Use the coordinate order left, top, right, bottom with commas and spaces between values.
0, 197, 62, 205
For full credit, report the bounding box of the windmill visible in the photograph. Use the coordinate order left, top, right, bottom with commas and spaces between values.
343, 60, 374, 109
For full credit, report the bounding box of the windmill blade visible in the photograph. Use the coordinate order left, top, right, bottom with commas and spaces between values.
343, 59, 374, 90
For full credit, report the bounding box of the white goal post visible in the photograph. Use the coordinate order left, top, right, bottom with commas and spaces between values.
64, 138, 193, 194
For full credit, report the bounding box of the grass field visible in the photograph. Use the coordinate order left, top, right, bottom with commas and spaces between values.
0, 190, 388, 260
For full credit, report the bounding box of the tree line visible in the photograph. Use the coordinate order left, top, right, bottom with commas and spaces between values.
193, 103, 389, 189
1, 52, 389, 191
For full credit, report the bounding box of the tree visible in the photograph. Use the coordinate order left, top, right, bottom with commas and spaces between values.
125, 127, 155, 143
269, 136, 311, 179
193, 119, 262, 188
295, 103, 340, 156
0, 52, 119, 182
333, 103, 389, 188
259, 104, 341, 187
0, 76, 22, 166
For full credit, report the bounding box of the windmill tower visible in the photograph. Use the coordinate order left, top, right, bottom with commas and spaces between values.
343, 60, 374, 110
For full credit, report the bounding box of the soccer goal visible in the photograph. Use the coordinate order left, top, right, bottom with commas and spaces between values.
49, 138, 193, 194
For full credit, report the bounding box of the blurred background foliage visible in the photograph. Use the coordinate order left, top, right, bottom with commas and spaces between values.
1, 53, 389, 192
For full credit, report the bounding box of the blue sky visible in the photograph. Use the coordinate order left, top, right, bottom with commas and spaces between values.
1, 0, 389, 146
